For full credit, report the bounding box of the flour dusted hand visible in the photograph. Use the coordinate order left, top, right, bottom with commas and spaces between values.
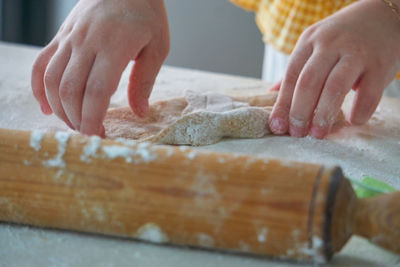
269, 0, 400, 139
31, 0, 169, 136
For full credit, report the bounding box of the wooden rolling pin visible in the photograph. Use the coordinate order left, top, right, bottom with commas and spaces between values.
0, 128, 399, 263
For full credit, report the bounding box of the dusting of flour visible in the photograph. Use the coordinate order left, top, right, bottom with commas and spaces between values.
147, 107, 270, 146
43, 131, 71, 168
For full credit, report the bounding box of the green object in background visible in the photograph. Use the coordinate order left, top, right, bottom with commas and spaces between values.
349, 175, 396, 198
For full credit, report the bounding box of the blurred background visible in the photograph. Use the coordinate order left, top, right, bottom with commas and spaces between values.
0, 0, 264, 78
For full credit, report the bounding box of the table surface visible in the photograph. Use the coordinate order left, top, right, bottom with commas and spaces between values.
0, 42, 399, 267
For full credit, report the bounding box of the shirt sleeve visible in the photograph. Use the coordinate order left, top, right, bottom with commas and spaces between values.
230, 0, 261, 12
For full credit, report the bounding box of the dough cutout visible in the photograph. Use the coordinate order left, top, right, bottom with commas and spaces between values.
103, 91, 344, 146
104, 91, 277, 146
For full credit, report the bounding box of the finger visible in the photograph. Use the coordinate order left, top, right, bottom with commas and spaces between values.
310, 57, 363, 138
288, 52, 339, 137
80, 54, 128, 136
269, 43, 313, 135
31, 42, 58, 115
267, 79, 282, 92
44, 44, 74, 129
347, 72, 384, 126
59, 50, 96, 131
128, 44, 166, 117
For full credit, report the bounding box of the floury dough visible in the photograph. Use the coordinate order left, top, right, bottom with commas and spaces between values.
104, 91, 344, 146
104, 91, 276, 146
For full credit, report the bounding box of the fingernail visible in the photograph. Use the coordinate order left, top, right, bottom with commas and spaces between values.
40, 104, 51, 115
289, 125, 305, 137
270, 118, 286, 134
310, 126, 326, 139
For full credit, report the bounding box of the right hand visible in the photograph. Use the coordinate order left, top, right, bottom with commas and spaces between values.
31, 0, 170, 136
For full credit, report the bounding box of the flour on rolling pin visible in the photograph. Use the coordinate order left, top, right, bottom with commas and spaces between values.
43, 132, 71, 167
28, 130, 206, 172
29, 130, 71, 168
80, 136, 102, 162
29, 130, 167, 167
29, 130, 46, 151
136, 223, 169, 244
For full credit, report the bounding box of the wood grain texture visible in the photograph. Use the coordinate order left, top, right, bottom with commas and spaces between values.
352, 191, 400, 254
0, 128, 347, 262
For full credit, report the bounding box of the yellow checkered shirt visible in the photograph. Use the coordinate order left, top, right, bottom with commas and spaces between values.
231, 0, 400, 79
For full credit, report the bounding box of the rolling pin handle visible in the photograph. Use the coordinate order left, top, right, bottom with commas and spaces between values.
352, 191, 400, 254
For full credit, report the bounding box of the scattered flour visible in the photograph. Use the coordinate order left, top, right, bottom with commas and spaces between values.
55, 170, 63, 180
30, 130, 45, 151
299, 236, 325, 263
187, 151, 197, 160
136, 223, 168, 243
257, 228, 268, 243
196, 233, 215, 247
43, 132, 71, 168
165, 147, 175, 157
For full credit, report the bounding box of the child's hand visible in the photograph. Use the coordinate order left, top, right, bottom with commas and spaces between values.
32, 0, 169, 136
269, 0, 400, 139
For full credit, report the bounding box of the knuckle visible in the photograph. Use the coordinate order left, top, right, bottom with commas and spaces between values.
32, 49, 52, 75
32, 57, 44, 74
151, 40, 170, 61
283, 68, 299, 88
272, 101, 290, 117
301, 25, 316, 40
297, 70, 315, 90
70, 27, 89, 47
44, 70, 57, 89
86, 81, 107, 98
59, 83, 74, 101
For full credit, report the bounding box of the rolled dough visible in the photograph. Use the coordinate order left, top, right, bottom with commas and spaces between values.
104, 91, 344, 146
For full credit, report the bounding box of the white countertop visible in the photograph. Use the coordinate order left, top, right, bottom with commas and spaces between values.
0, 42, 399, 267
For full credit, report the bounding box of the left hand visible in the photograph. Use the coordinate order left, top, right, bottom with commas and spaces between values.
268, 0, 400, 138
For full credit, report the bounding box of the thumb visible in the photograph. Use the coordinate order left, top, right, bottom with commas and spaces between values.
128, 45, 165, 117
